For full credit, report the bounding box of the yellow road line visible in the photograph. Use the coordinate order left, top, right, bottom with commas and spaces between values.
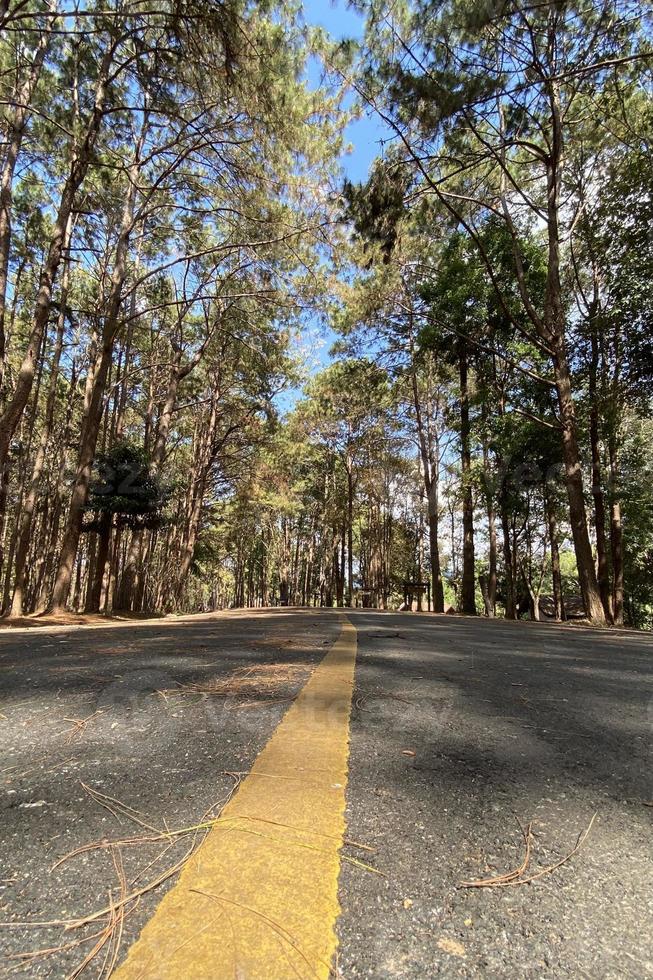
113, 616, 357, 980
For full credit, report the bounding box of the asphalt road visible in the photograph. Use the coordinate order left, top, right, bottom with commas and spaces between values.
340, 612, 653, 979
0, 609, 651, 978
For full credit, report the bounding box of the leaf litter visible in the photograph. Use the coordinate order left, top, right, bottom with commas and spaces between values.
167, 661, 314, 710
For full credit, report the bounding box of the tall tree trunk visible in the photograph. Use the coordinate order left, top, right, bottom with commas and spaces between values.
411, 367, 445, 612
346, 462, 354, 606
2, 327, 47, 610
416, 511, 424, 611
10, 216, 75, 616
0, 25, 51, 387
33, 365, 78, 613
49, 139, 139, 613
86, 512, 111, 613
0, 41, 115, 483
607, 323, 624, 626
545, 487, 565, 621
588, 317, 612, 621
608, 437, 624, 626
552, 344, 605, 624
426, 493, 444, 612
482, 427, 497, 616
544, 62, 605, 625
174, 389, 233, 602
499, 475, 516, 619
459, 341, 476, 614
486, 505, 497, 616
338, 526, 345, 607
279, 518, 290, 606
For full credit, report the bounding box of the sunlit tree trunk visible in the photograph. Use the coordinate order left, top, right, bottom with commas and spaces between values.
49, 139, 139, 613
411, 365, 445, 612
0, 41, 115, 494
10, 216, 74, 616
0, 25, 51, 387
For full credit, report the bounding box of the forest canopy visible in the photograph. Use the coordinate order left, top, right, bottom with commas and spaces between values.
0, 0, 651, 627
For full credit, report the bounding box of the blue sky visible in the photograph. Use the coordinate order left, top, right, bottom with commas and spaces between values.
303, 0, 387, 183
274, 1, 389, 411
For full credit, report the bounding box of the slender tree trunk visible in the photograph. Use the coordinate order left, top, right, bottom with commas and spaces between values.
174, 389, 234, 601
338, 526, 345, 607
0, 41, 115, 482
278, 519, 290, 606
482, 427, 497, 616
588, 318, 612, 621
10, 216, 75, 616
72, 548, 84, 611
49, 332, 115, 614
545, 487, 565, 621
426, 495, 444, 612
411, 367, 444, 612
33, 357, 78, 612
459, 341, 476, 614
552, 344, 605, 624
487, 506, 497, 615
346, 463, 354, 606
608, 437, 624, 625
606, 323, 624, 626
83, 536, 97, 612
176, 475, 205, 602
2, 327, 47, 610
544, 64, 605, 625
325, 530, 335, 607
0, 26, 51, 387
86, 513, 111, 612
532, 594, 540, 621
519, 534, 546, 623
416, 511, 424, 611
499, 475, 516, 619
106, 524, 122, 612
49, 142, 139, 613
479, 575, 492, 617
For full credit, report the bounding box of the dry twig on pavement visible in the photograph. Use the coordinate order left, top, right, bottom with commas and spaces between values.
461, 814, 597, 888
59, 710, 104, 743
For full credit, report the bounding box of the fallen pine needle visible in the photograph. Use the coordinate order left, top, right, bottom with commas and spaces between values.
214, 820, 385, 877
64, 842, 197, 930
461, 813, 597, 888
4, 926, 109, 959
4, 776, 244, 976
59, 711, 103, 743
221, 811, 376, 852
172, 662, 312, 700
342, 855, 386, 877
190, 888, 327, 980
461, 821, 533, 887
80, 782, 162, 835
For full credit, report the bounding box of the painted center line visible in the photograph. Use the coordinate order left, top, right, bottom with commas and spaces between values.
113, 615, 358, 979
